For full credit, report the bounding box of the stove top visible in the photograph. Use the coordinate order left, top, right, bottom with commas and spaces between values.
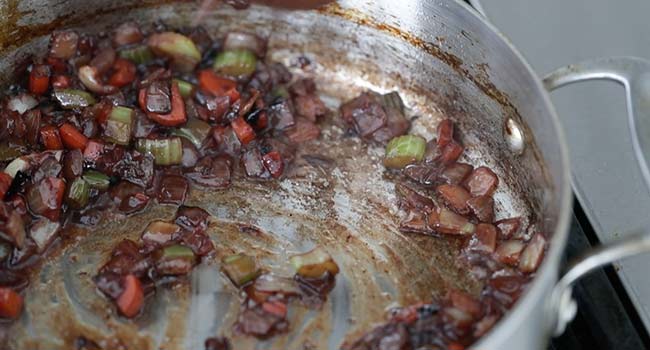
551, 201, 649, 350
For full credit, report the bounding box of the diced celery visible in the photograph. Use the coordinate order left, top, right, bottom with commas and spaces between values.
119, 45, 154, 65
82, 170, 110, 190
161, 245, 195, 260
135, 137, 183, 166
169, 119, 210, 148
173, 79, 194, 98
66, 177, 89, 209
222, 254, 259, 287
53, 89, 96, 109
289, 247, 339, 278
148, 32, 201, 72
384, 135, 426, 169
103, 106, 134, 146
154, 244, 196, 275
213, 49, 257, 77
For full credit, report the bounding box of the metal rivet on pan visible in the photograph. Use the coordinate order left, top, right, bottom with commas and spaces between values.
504, 118, 525, 155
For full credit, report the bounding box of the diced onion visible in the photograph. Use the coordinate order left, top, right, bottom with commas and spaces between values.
3, 157, 29, 178
29, 219, 60, 253
7, 94, 38, 115
78, 65, 117, 95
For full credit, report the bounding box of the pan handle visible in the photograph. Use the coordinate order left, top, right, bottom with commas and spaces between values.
543, 57, 650, 335
547, 229, 650, 335
543, 56, 650, 190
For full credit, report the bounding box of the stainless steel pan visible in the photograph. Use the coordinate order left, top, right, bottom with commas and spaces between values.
0, 0, 649, 349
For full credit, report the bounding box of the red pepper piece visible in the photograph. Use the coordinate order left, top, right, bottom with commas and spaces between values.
262, 300, 287, 318
29, 64, 51, 95
138, 82, 186, 126
198, 69, 240, 103
108, 58, 136, 88
0, 173, 12, 199
262, 151, 284, 178
40, 125, 64, 150
0, 288, 23, 319
59, 123, 88, 150
231, 116, 255, 145
116, 274, 144, 318
51, 75, 71, 89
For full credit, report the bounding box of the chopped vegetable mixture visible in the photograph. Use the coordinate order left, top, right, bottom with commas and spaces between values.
0, 20, 546, 350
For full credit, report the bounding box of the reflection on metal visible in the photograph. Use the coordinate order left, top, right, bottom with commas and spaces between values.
504, 117, 526, 155
544, 57, 650, 191
548, 228, 650, 335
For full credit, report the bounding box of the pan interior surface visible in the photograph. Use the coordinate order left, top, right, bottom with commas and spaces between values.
0, 1, 567, 349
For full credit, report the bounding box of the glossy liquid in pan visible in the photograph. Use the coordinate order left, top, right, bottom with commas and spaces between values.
1, 3, 547, 349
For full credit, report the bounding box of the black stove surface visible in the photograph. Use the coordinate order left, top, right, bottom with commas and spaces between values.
549, 200, 650, 350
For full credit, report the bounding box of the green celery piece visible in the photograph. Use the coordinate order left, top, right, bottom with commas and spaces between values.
119, 45, 154, 65
82, 170, 110, 190
66, 177, 89, 209
173, 79, 195, 98
169, 119, 210, 148
213, 49, 257, 77
384, 135, 426, 169
53, 89, 96, 109
135, 137, 182, 166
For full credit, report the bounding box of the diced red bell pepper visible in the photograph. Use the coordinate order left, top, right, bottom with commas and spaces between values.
198, 69, 240, 103
262, 300, 287, 318
59, 123, 88, 150
0, 173, 12, 199
262, 151, 284, 178
51, 75, 71, 89
231, 116, 255, 145
46, 57, 67, 74
40, 125, 64, 150
83, 140, 105, 162
116, 274, 144, 318
138, 82, 186, 127
29, 64, 51, 95
0, 288, 23, 319
108, 58, 136, 88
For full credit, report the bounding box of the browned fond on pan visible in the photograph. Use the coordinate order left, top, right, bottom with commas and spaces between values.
0, 2, 542, 349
